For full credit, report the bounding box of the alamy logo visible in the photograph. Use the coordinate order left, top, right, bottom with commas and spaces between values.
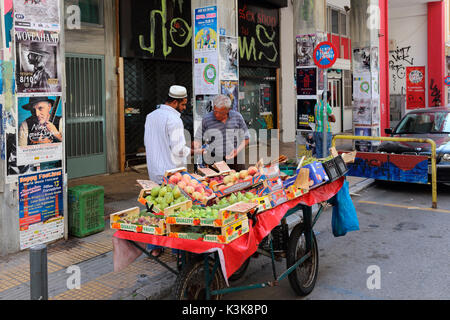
66, 5, 81, 30
66, 265, 81, 290
366, 265, 381, 290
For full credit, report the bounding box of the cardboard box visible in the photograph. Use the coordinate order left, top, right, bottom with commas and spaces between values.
110, 207, 167, 235
250, 195, 272, 212
168, 217, 249, 244
270, 189, 288, 207
137, 187, 193, 216
285, 185, 308, 201
255, 176, 284, 197
303, 162, 329, 188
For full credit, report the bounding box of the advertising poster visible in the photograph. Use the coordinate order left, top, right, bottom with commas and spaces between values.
195, 95, 215, 120
18, 169, 64, 250
13, 0, 60, 31
2, 0, 13, 50
297, 99, 316, 131
296, 33, 326, 67
194, 6, 218, 52
353, 47, 371, 72
406, 66, 426, 110
194, 51, 219, 95
16, 95, 63, 166
259, 84, 271, 114
297, 67, 317, 97
221, 80, 239, 111
219, 36, 238, 80
0, 103, 4, 161
353, 99, 372, 125
15, 28, 62, 93
353, 72, 372, 100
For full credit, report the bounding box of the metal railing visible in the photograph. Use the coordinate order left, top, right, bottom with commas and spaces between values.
332, 135, 438, 209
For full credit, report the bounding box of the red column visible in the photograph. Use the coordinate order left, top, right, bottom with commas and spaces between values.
428, 1, 446, 107
379, 0, 390, 135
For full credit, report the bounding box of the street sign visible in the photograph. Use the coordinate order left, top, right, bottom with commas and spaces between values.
313, 41, 337, 69
444, 76, 450, 86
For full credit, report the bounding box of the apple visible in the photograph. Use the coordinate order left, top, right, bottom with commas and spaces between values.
194, 185, 204, 194
192, 192, 202, 200
169, 175, 180, 185
191, 179, 199, 186
182, 175, 191, 184
185, 186, 195, 195
223, 175, 233, 185
239, 170, 249, 179
248, 166, 259, 176
174, 172, 183, 181
177, 181, 187, 189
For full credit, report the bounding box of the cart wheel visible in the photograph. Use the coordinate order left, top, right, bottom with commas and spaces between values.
229, 257, 251, 282
173, 257, 226, 300
286, 223, 319, 296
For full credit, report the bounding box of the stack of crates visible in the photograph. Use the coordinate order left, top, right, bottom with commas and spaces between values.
68, 184, 105, 238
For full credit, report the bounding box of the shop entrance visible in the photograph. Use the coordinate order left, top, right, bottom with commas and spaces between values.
123, 58, 193, 167
65, 54, 107, 179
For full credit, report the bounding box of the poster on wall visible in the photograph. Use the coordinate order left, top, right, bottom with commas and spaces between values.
353, 99, 372, 125
296, 33, 327, 67
194, 6, 218, 52
406, 66, 426, 110
353, 72, 372, 100
15, 28, 62, 94
297, 99, 316, 131
195, 95, 215, 120
16, 95, 63, 166
13, 0, 60, 31
259, 84, 272, 115
353, 47, 371, 72
221, 80, 239, 111
2, 0, 13, 50
18, 169, 64, 250
194, 51, 219, 95
219, 36, 238, 81
297, 67, 317, 97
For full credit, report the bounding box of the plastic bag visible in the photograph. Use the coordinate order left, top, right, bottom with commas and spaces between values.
329, 180, 359, 237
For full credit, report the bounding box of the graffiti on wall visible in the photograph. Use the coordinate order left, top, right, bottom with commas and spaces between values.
389, 46, 414, 94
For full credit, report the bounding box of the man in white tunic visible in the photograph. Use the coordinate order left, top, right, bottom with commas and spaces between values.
144, 85, 191, 256
144, 85, 191, 184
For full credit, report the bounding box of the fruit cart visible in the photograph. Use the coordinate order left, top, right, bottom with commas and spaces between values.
112, 173, 349, 300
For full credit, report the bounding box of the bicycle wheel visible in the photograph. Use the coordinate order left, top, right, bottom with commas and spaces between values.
286, 223, 319, 296
229, 257, 251, 282
173, 257, 226, 300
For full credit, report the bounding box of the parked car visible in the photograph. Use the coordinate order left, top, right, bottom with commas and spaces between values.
377, 107, 450, 183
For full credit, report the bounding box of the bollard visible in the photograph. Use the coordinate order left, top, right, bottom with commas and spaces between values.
30, 244, 48, 300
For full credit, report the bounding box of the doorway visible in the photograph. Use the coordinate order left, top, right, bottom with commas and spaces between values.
65, 54, 107, 179
328, 77, 343, 134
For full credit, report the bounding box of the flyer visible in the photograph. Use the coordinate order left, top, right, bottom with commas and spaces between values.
194, 51, 219, 95
296, 67, 317, 97
14, 0, 60, 31
219, 36, 238, 80
406, 66, 426, 110
18, 169, 64, 250
297, 99, 317, 131
221, 80, 239, 111
194, 6, 218, 52
16, 95, 63, 166
15, 28, 62, 93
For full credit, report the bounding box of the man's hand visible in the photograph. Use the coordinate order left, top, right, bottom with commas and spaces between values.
225, 149, 238, 160
46, 122, 63, 142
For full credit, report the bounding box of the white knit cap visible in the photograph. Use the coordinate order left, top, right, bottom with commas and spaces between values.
169, 85, 188, 99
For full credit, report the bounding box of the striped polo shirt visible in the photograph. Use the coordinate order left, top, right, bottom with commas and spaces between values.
194, 110, 250, 159
314, 101, 333, 133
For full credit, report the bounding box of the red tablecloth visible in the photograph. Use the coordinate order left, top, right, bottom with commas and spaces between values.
113, 177, 345, 283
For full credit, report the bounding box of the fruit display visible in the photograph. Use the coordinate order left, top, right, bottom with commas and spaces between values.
110, 207, 166, 235
166, 172, 215, 204
144, 184, 189, 210
117, 210, 163, 227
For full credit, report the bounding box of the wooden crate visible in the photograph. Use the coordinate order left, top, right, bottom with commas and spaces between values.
137, 187, 193, 216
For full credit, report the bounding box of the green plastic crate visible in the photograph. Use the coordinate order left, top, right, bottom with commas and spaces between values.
68, 184, 105, 238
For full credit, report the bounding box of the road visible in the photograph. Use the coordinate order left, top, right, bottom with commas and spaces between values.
222, 181, 450, 300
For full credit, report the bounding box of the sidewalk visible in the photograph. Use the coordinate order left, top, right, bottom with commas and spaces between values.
0, 141, 373, 301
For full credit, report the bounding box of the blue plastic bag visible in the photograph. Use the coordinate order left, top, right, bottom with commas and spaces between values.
329, 180, 360, 237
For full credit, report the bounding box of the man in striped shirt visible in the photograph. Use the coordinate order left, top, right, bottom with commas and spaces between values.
314, 92, 334, 158
194, 95, 250, 171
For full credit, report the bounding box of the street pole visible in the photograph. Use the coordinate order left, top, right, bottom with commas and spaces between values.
322, 69, 328, 158
30, 244, 48, 300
